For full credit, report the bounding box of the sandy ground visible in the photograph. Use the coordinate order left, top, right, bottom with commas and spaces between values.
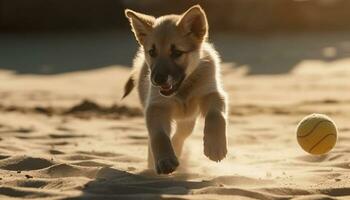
0, 32, 350, 199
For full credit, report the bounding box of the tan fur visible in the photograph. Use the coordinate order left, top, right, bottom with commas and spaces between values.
124, 5, 228, 174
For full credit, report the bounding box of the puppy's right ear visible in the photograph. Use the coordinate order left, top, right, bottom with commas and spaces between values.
125, 9, 155, 45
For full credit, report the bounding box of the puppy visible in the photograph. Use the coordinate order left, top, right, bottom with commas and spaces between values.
123, 5, 228, 174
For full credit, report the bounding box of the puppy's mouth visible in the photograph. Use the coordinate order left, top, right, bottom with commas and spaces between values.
158, 77, 184, 97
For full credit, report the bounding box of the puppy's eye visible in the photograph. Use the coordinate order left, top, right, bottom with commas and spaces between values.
148, 45, 157, 58
170, 45, 184, 59
171, 49, 183, 59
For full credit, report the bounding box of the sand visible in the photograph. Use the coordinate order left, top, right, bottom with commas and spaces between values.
0, 32, 350, 199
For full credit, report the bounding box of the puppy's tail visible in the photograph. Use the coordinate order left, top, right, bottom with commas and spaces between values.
121, 49, 144, 99
122, 74, 135, 99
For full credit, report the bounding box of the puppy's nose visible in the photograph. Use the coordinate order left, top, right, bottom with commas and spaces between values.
152, 73, 169, 86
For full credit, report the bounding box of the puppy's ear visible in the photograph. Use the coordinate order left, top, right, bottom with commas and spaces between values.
177, 5, 208, 41
125, 9, 155, 45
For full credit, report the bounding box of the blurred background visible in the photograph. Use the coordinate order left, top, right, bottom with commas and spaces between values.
1, 0, 350, 74
1, 2, 350, 199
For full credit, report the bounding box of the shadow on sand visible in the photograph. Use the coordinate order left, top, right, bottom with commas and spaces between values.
64, 167, 214, 200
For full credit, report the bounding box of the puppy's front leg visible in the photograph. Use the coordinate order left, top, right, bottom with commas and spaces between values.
201, 92, 228, 162
146, 105, 179, 174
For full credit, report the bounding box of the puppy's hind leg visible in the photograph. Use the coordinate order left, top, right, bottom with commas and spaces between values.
171, 119, 196, 158
147, 140, 154, 169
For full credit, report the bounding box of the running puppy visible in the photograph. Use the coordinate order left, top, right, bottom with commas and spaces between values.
123, 5, 228, 174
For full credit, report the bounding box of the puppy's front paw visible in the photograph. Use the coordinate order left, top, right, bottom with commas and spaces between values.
204, 133, 227, 162
156, 155, 179, 174
203, 112, 227, 162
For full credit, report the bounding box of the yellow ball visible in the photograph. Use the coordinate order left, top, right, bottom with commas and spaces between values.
296, 113, 337, 155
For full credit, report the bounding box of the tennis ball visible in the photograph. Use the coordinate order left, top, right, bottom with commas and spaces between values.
296, 113, 337, 155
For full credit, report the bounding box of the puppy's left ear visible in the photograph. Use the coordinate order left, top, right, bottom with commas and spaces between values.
177, 5, 208, 41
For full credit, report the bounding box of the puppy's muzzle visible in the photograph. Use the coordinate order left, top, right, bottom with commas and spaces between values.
152, 72, 170, 87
